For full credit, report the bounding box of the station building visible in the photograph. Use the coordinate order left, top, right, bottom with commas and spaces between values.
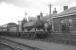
52, 6, 76, 32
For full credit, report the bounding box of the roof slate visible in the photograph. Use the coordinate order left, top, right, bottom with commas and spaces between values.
58, 7, 76, 16
28, 7, 76, 21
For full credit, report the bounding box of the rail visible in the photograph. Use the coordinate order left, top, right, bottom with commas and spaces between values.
0, 43, 16, 50
0, 37, 43, 50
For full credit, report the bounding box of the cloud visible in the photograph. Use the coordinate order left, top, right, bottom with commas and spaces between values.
0, 0, 76, 16
0, 2, 26, 25
0, 0, 33, 8
0, 0, 76, 8
53, 0, 76, 6
0, 0, 76, 25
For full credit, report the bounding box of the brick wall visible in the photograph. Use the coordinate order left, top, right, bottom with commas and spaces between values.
53, 14, 76, 32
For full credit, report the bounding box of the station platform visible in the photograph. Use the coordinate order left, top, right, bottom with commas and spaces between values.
0, 36, 76, 50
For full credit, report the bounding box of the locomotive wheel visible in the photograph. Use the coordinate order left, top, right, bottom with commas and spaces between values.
35, 31, 48, 39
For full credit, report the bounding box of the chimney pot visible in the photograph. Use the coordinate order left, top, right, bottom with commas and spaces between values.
63, 6, 68, 10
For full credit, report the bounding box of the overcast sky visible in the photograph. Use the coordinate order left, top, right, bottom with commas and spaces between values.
0, 0, 76, 25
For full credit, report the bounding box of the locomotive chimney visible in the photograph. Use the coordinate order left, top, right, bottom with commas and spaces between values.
40, 12, 43, 17
40, 12, 43, 19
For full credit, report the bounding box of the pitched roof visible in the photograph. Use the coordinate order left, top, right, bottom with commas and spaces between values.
7, 22, 17, 26
28, 14, 53, 21
58, 7, 76, 16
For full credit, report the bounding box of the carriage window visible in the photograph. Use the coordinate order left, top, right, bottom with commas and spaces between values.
61, 18, 72, 31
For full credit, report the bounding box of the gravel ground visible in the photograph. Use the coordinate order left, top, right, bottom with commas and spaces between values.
1, 35, 76, 50
0, 43, 14, 50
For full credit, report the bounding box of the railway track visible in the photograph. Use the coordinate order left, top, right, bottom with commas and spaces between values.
0, 37, 43, 50
0, 43, 16, 50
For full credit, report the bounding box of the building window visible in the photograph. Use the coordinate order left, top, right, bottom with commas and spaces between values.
61, 18, 72, 32
68, 19, 72, 28
69, 19, 72, 23
61, 18, 72, 24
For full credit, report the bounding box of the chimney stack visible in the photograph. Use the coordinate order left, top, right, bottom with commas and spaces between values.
63, 6, 68, 10
53, 8, 57, 14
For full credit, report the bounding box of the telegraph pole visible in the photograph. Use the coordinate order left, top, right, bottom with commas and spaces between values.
25, 12, 28, 21
49, 4, 51, 15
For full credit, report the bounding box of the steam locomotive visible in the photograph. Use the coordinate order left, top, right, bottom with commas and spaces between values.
0, 15, 52, 39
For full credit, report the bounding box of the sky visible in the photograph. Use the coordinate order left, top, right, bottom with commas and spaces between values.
0, 0, 76, 25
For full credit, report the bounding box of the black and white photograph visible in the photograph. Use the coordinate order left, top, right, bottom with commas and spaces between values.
0, 0, 76, 50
